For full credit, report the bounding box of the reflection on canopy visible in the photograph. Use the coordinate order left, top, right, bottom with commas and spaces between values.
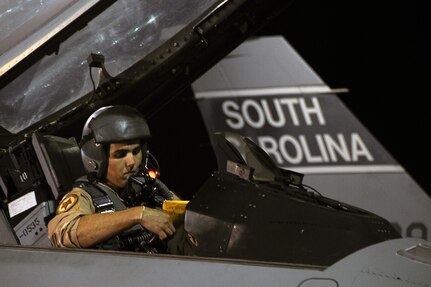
0, 0, 217, 134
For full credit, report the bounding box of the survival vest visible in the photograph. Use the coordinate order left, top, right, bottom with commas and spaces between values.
73, 176, 165, 253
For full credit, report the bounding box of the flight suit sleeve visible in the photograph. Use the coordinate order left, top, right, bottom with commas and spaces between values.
47, 188, 95, 248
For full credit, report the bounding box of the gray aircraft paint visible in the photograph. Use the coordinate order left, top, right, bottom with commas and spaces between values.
0, 238, 429, 287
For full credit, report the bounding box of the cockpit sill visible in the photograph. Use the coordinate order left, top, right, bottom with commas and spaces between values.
0, 243, 327, 271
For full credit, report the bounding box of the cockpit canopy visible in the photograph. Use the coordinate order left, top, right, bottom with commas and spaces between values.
0, 0, 219, 134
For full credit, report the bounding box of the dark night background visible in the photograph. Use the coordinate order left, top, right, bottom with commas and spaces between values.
150, 0, 430, 199
256, 0, 430, 195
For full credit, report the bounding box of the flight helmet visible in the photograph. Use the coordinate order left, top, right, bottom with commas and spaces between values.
80, 105, 151, 180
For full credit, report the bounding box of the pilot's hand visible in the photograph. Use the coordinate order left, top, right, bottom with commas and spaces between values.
138, 206, 176, 240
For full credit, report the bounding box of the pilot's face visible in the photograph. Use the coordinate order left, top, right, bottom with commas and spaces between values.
106, 142, 143, 190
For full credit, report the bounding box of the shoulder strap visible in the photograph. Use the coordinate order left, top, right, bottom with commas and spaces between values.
73, 177, 126, 213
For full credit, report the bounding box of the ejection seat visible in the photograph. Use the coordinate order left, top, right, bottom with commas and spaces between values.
31, 132, 86, 201
0, 132, 85, 247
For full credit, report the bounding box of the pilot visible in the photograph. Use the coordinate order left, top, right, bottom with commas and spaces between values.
47, 105, 176, 252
